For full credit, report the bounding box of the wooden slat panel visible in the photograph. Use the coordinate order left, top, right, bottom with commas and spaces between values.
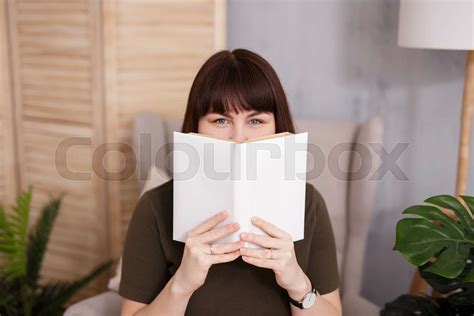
0, 0, 18, 207
117, 3, 213, 25
17, 2, 89, 11
7, 0, 107, 303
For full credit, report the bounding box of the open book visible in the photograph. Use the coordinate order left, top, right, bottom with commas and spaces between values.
172, 131, 308, 249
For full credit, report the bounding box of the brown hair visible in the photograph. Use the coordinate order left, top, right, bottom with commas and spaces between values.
181, 49, 295, 134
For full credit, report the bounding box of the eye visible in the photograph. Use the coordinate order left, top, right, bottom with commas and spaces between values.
249, 119, 263, 126
213, 118, 228, 125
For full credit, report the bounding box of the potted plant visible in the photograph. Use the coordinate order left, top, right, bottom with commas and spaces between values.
381, 194, 474, 315
0, 185, 111, 316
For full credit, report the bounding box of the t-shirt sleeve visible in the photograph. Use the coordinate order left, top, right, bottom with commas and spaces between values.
118, 191, 170, 304
306, 186, 340, 295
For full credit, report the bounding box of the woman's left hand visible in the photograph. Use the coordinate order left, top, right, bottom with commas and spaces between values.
239, 216, 308, 296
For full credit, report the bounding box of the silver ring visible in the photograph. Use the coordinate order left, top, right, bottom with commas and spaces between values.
210, 244, 214, 255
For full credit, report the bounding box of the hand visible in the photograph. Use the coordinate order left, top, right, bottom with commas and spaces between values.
239, 216, 309, 299
173, 210, 244, 295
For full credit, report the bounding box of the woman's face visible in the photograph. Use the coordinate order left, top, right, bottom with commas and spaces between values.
198, 109, 276, 142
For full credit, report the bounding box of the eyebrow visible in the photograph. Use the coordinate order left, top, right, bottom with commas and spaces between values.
212, 111, 268, 119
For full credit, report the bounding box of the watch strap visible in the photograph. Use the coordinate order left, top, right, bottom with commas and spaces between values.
289, 278, 316, 309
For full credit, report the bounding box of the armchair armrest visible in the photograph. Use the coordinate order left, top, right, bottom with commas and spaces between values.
343, 294, 381, 316
64, 291, 122, 316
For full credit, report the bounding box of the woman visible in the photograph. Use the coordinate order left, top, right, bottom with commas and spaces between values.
119, 49, 342, 315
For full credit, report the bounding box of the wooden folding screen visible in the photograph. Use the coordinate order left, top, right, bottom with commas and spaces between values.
4, 0, 225, 301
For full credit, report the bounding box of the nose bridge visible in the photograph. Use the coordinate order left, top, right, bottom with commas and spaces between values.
230, 119, 247, 142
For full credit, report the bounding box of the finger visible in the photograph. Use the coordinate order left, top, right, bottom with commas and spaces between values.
239, 247, 279, 259
199, 222, 240, 243
241, 256, 275, 270
209, 240, 245, 255
240, 232, 282, 249
251, 216, 289, 239
189, 210, 229, 237
209, 249, 241, 264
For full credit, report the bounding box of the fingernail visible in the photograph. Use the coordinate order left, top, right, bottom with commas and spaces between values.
241, 233, 247, 238
252, 216, 259, 222
222, 210, 228, 216
233, 223, 240, 229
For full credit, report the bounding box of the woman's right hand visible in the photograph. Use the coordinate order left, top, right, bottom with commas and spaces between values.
172, 210, 244, 296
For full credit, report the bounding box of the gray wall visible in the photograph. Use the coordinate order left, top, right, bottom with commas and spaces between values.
228, 0, 474, 307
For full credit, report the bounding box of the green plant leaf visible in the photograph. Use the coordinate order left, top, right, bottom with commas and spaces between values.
0, 276, 21, 316
380, 293, 451, 316
425, 195, 474, 235
424, 243, 470, 277
447, 280, 474, 310
26, 195, 63, 287
403, 205, 465, 239
0, 203, 8, 231
460, 195, 474, 219
394, 195, 474, 279
388, 195, 474, 314
35, 260, 112, 316
394, 218, 460, 268
0, 186, 33, 279
461, 259, 474, 283
0, 187, 111, 315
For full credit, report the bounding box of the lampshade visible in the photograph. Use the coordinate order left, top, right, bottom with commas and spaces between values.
398, 0, 474, 50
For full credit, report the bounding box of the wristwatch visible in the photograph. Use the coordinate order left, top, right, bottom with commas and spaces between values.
289, 278, 317, 309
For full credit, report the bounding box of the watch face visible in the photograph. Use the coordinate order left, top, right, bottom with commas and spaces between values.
302, 292, 317, 309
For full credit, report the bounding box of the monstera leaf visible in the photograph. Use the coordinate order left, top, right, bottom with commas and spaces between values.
393, 195, 474, 280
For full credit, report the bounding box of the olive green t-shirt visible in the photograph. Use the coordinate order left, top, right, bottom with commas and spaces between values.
119, 179, 339, 315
